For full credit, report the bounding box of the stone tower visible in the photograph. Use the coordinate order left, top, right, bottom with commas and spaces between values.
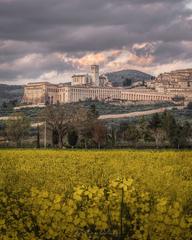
91, 65, 100, 86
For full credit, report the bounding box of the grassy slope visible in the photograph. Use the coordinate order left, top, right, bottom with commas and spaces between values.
1, 149, 192, 206
1, 101, 174, 118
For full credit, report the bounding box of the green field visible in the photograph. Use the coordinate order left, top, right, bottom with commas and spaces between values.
0, 150, 192, 239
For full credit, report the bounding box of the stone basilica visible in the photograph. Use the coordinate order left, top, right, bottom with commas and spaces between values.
23, 65, 192, 105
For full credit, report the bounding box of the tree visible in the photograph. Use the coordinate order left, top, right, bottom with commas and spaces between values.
161, 111, 182, 147
117, 122, 129, 142
76, 105, 99, 148
161, 111, 175, 133
148, 113, 165, 148
91, 121, 107, 148
5, 113, 30, 147
42, 104, 69, 148
52, 129, 59, 147
107, 126, 117, 147
36, 125, 40, 148
124, 125, 140, 147
170, 122, 192, 149
42, 103, 93, 148
90, 104, 99, 118
137, 117, 149, 143
161, 111, 191, 148
149, 113, 162, 129
183, 121, 192, 146
79, 125, 92, 148
67, 127, 78, 148
169, 124, 187, 149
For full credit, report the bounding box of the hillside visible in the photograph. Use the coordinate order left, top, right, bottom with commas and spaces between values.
105, 69, 153, 87
0, 84, 24, 106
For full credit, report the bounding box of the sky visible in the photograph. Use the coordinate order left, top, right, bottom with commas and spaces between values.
0, 0, 192, 84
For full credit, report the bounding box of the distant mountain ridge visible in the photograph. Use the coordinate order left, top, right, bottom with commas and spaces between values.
0, 84, 24, 105
104, 69, 153, 87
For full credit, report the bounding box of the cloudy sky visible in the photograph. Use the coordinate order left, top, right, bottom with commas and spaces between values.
0, 0, 192, 84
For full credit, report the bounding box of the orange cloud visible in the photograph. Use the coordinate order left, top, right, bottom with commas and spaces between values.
71, 52, 108, 66
64, 50, 122, 70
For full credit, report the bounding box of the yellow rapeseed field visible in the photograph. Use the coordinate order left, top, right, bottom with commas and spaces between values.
0, 149, 192, 239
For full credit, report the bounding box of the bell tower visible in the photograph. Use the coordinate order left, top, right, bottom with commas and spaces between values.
91, 65, 100, 86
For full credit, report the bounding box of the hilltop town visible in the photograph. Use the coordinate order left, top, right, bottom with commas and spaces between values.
23, 66, 192, 105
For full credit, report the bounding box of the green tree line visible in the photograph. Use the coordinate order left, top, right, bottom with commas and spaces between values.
1, 102, 192, 149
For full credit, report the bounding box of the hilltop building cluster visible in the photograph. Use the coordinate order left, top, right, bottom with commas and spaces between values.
148, 69, 192, 96
23, 65, 192, 105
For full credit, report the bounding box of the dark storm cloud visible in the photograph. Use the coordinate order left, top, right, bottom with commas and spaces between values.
0, 0, 191, 82
153, 42, 192, 64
